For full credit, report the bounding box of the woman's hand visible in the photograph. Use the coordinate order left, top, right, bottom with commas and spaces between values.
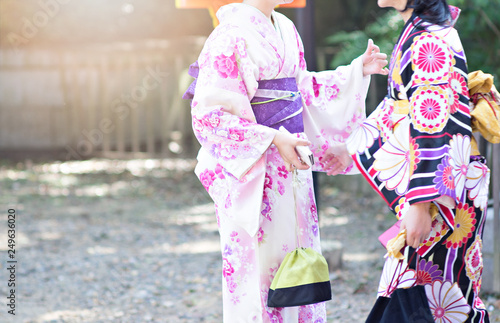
362, 39, 389, 77
400, 202, 433, 249
272, 131, 311, 172
319, 143, 353, 176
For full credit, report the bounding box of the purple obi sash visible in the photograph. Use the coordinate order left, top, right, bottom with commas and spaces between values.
250, 78, 304, 134
183, 62, 304, 134
182, 61, 199, 100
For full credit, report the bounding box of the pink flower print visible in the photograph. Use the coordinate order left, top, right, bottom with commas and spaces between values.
214, 163, 225, 179
325, 84, 340, 101
238, 80, 247, 95
213, 53, 239, 79
381, 105, 394, 130
257, 227, 265, 243
231, 294, 240, 305
277, 166, 288, 179
299, 306, 314, 322
228, 128, 245, 141
302, 91, 313, 107
223, 258, 234, 277
312, 77, 322, 98
299, 51, 306, 70
261, 194, 272, 221
301, 91, 312, 106
312, 224, 319, 236
264, 174, 273, 190
465, 236, 483, 283
235, 37, 248, 59
310, 204, 318, 222
420, 98, 442, 120
277, 181, 285, 196
416, 42, 446, 74
223, 244, 233, 256
206, 113, 221, 128
450, 70, 469, 96
199, 169, 216, 191
226, 276, 237, 293
192, 117, 204, 134
268, 308, 284, 323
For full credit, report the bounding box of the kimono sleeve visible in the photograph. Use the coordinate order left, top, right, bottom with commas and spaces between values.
294, 27, 371, 173
191, 26, 276, 180
402, 31, 472, 206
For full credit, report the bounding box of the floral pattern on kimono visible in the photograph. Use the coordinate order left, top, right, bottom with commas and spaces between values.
190, 3, 370, 322
346, 10, 490, 323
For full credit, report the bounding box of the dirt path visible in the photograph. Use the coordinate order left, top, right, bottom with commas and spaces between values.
0, 158, 498, 322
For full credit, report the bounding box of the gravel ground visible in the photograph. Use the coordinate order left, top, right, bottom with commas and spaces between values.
0, 158, 498, 323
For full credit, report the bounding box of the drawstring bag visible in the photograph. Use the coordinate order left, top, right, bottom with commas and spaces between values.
365, 252, 434, 323
267, 170, 332, 308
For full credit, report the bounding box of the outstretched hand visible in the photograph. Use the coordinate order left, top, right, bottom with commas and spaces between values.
319, 143, 352, 176
362, 39, 389, 77
272, 131, 311, 172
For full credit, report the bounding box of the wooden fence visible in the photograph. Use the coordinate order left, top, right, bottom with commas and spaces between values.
0, 38, 205, 159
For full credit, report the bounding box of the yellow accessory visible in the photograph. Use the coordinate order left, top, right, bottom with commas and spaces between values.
468, 70, 500, 144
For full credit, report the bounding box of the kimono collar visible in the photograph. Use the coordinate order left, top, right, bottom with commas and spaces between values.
217, 3, 277, 32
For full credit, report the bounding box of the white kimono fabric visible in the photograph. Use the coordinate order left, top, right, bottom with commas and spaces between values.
190, 4, 370, 322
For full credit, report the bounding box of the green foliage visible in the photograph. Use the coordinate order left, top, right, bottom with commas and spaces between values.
325, 11, 403, 68
452, 0, 500, 83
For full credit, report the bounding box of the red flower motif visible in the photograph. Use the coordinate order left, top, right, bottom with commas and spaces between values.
199, 169, 216, 190
450, 71, 469, 96
277, 166, 288, 179
420, 98, 442, 120
325, 84, 340, 101
312, 77, 321, 98
222, 258, 234, 277
229, 128, 245, 141
416, 42, 447, 74
213, 53, 239, 79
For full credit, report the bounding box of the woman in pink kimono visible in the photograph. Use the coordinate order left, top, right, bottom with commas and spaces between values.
184, 0, 388, 321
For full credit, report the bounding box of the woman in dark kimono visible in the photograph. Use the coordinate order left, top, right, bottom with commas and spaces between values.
322, 0, 490, 321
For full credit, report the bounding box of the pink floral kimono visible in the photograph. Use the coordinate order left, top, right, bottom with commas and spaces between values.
188, 3, 370, 322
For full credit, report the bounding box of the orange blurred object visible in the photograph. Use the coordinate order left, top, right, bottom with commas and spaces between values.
175, 0, 306, 9
176, 0, 306, 26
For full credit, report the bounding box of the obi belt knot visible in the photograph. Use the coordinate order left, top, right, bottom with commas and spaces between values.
250, 78, 304, 134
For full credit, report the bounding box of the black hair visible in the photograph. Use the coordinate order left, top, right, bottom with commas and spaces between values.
403, 0, 451, 26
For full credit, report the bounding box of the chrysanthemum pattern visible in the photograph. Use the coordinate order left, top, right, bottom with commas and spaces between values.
433, 155, 456, 199
465, 236, 483, 284
448, 134, 471, 203
444, 202, 477, 249
449, 70, 469, 96
466, 160, 491, 210
411, 33, 453, 85
411, 86, 449, 133
374, 119, 420, 195
425, 280, 471, 323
